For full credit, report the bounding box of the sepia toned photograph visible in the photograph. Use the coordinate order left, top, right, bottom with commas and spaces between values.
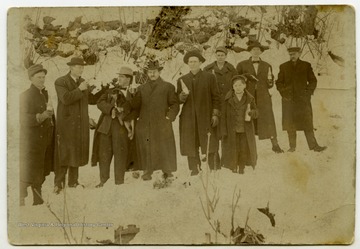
7, 4, 356, 246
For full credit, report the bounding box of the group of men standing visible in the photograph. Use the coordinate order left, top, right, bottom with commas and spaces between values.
19, 41, 326, 206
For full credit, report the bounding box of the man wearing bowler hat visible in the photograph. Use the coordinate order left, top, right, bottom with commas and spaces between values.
20, 64, 55, 205
237, 40, 283, 153
177, 50, 221, 175
276, 47, 327, 152
54, 57, 107, 194
91, 66, 137, 187
128, 60, 179, 180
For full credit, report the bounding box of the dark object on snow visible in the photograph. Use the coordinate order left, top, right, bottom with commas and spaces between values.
231, 46, 246, 53
257, 202, 275, 227
231, 226, 265, 244
114, 225, 140, 244
328, 51, 344, 67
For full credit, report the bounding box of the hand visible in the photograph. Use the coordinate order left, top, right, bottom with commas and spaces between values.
124, 120, 134, 140
179, 91, 188, 102
211, 115, 219, 127
78, 81, 89, 91
37, 110, 53, 123
248, 110, 257, 118
267, 79, 274, 88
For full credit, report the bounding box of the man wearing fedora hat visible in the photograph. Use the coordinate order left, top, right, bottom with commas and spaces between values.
20, 64, 56, 205
236, 40, 284, 153
204, 46, 237, 168
128, 60, 179, 180
177, 50, 221, 175
276, 47, 326, 152
54, 57, 107, 193
91, 66, 138, 187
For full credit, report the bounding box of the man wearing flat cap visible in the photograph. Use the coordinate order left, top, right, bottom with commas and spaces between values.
54, 57, 107, 193
20, 64, 55, 205
128, 60, 179, 180
237, 40, 284, 154
91, 66, 137, 187
177, 50, 221, 175
276, 47, 326, 152
204, 46, 237, 168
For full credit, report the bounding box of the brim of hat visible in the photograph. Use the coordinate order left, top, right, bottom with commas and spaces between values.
67, 62, 87, 66
247, 45, 265, 52
183, 54, 206, 64
145, 67, 163, 71
30, 69, 48, 77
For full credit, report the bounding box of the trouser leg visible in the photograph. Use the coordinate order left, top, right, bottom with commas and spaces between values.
31, 185, 43, 205
68, 167, 79, 186
207, 153, 215, 170
304, 129, 318, 150
237, 133, 248, 172
287, 130, 297, 149
188, 153, 201, 173
54, 165, 67, 188
98, 133, 113, 184
270, 137, 279, 146
112, 122, 128, 184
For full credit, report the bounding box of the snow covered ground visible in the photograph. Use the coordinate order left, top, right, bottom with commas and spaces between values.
12, 85, 355, 245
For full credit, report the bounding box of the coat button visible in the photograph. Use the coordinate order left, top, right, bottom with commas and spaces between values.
40, 135, 43, 138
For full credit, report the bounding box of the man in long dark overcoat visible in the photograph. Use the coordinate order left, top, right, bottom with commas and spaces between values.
129, 60, 179, 180
20, 64, 55, 205
236, 41, 283, 153
276, 47, 326, 152
54, 57, 106, 193
177, 50, 221, 175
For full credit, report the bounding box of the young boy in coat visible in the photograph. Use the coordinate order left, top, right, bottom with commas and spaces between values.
220, 74, 258, 174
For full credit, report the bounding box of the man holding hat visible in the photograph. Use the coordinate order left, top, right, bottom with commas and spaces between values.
20, 64, 55, 205
276, 47, 327, 152
177, 50, 221, 175
128, 60, 179, 180
54, 57, 107, 193
237, 40, 284, 153
91, 66, 137, 187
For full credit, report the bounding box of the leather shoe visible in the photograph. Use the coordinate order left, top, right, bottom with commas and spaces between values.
312, 145, 327, 152
95, 182, 104, 188
68, 182, 85, 188
272, 144, 284, 153
288, 147, 296, 152
54, 186, 62, 195
190, 170, 199, 176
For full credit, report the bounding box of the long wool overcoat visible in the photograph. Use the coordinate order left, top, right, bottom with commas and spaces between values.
131, 78, 179, 173
177, 70, 221, 157
20, 85, 55, 185
55, 72, 101, 168
236, 58, 277, 139
275, 59, 317, 131
220, 90, 258, 169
